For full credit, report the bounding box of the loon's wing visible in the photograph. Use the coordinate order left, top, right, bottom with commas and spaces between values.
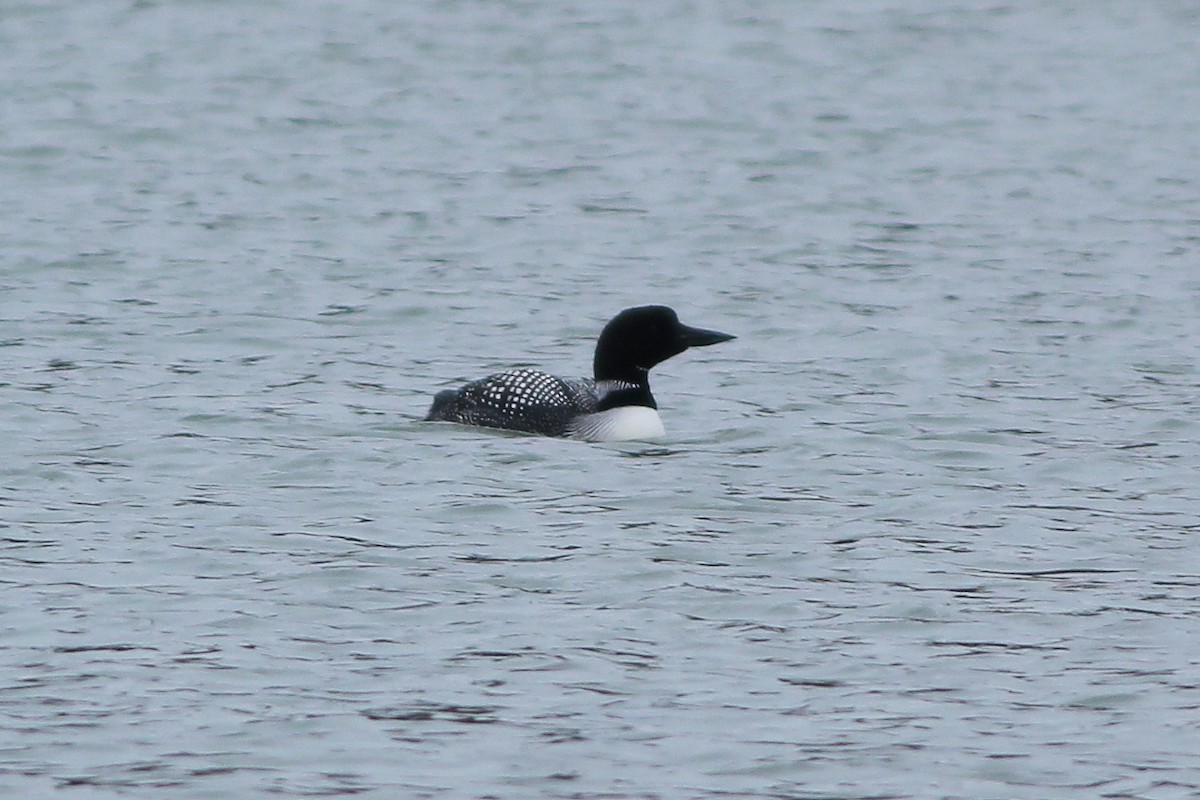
426, 369, 598, 436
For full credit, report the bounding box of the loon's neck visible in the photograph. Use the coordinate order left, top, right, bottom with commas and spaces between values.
594, 369, 656, 411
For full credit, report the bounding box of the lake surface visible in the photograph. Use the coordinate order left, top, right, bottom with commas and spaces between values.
3, 1, 1199, 797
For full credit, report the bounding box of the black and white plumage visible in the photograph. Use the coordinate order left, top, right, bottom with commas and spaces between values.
426, 369, 602, 438
425, 305, 735, 442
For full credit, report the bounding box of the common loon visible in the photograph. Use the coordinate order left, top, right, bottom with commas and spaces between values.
425, 305, 735, 442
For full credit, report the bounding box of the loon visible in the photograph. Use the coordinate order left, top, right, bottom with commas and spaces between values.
425, 305, 735, 442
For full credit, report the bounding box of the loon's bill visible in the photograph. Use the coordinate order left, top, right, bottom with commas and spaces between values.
425, 305, 735, 442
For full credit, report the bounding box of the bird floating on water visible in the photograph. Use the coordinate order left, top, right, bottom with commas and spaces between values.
425, 305, 735, 442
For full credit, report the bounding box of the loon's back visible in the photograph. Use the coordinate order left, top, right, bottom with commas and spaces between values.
425, 368, 598, 437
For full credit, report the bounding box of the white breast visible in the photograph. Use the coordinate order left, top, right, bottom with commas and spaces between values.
569, 406, 666, 442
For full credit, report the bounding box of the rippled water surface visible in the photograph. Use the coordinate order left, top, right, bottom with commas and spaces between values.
3, 1, 1200, 798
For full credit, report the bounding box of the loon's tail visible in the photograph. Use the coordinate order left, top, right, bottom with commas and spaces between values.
425, 389, 459, 421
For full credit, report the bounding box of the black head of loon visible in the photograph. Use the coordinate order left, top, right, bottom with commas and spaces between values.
593, 305, 736, 381
591, 305, 735, 412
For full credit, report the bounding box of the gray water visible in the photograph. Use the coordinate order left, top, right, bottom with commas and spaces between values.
3, 1, 1199, 798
